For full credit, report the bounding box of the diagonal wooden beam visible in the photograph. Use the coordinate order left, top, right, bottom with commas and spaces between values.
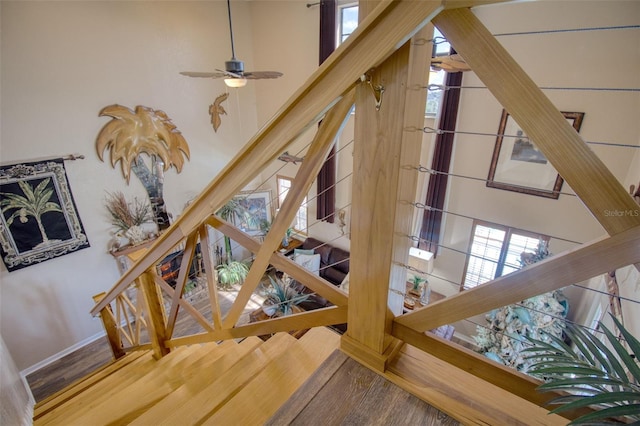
165, 233, 198, 337
223, 90, 355, 327
199, 224, 223, 330
395, 225, 640, 330
92, 0, 444, 317
206, 216, 348, 308
152, 274, 214, 334
433, 8, 640, 235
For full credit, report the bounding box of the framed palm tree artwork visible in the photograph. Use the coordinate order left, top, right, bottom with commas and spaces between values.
0, 158, 90, 271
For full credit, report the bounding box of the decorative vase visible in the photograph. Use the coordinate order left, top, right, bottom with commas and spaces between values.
262, 303, 277, 317
282, 235, 289, 247
125, 225, 146, 245
420, 283, 431, 305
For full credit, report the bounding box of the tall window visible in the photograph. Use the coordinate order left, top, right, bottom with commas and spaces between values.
277, 176, 307, 234
338, 2, 358, 44
426, 28, 451, 116
462, 221, 549, 290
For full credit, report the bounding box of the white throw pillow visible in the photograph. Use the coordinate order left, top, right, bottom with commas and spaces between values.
294, 253, 321, 275
340, 272, 350, 293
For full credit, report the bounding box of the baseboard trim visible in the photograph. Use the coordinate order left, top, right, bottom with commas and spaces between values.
20, 330, 107, 378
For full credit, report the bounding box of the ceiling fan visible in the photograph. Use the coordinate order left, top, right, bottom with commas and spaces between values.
430, 54, 471, 73
180, 0, 283, 88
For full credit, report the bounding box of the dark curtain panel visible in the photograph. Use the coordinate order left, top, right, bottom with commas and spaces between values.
316, 0, 336, 223
419, 70, 463, 253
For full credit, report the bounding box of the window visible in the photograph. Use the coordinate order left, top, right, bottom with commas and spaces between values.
338, 2, 358, 44
426, 28, 451, 116
277, 176, 307, 234
462, 221, 549, 290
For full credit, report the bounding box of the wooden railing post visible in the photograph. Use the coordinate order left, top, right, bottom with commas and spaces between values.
92, 292, 126, 360
139, 270, 170, 359
343, 0, 434, 371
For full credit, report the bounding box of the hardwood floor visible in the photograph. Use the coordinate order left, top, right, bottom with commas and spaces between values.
267, 350, 460, 425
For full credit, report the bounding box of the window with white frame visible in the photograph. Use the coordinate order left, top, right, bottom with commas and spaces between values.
337, 6, 450, 117
426, 27, 451, 116
277, 175, 307, 234
338, 2, 358, 44
462, 221, 549, 290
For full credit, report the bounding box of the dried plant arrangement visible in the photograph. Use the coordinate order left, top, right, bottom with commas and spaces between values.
104, 191, 152, 233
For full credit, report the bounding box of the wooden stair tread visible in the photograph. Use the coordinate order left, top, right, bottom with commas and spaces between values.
203, 327, 341, 425
132, 333, 296, 426
34, 345, 201, 425
33, 349, 148, 419
383, 343, 566, 425
47, 341, 235, 426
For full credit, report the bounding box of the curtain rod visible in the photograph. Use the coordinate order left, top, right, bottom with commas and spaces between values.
0, 154, 85, 167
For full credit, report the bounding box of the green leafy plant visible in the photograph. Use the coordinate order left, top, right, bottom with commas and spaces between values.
216, 260, 249, 290
410, 275, 426, 291
523, 316, 640, 425
216, 197, 258, 262
264, 275, 310, 316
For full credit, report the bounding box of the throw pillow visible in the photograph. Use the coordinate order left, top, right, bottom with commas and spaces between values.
294, 253, 321, 275
293, 248, 315, 259
340, 272, 350, 293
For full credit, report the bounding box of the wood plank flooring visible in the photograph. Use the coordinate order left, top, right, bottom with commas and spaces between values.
267, 350, 459, 426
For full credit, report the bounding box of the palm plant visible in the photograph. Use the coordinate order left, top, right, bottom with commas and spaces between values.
263, 275, 310, 316
216, 260, 249, 290
1, 178, 62, 246
216, 197, 257, 262
523, 316, 640, 424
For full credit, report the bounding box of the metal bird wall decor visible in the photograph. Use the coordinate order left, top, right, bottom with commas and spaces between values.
277, 151, 304, 165
209, 93, 229, 132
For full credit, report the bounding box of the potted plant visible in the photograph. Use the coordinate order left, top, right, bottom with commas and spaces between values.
216, 260, 249, 290
104, 191, 153, 249
523, 316, 640, 425
262, 274, 309, 316
409, 275, 426, 298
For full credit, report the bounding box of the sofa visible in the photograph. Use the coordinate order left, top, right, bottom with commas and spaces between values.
291, 237, 350, 312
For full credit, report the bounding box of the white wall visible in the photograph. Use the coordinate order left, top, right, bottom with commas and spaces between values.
0, 1, 272, 371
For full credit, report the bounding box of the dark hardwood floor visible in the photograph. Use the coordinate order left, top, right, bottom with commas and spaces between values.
267, 350, 460, 425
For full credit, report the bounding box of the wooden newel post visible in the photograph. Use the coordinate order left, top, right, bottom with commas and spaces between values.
92, 292, 126, 360
138, 270, 170, 359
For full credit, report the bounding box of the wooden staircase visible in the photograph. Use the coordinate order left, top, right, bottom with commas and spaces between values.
33, 327, 340, 426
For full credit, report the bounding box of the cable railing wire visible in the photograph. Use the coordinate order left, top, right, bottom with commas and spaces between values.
409, 200, 583, 245
414, 126, 639, 150
413, 165, 579, 198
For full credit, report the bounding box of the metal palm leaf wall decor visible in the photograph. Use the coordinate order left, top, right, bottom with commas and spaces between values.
95, 104, 191, 230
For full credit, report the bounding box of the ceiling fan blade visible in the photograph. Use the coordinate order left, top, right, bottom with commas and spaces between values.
430, 54, 471, 73
243, 71, 284, 80
180, 71, 226, 79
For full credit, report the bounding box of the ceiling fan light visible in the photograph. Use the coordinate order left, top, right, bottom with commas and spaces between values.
224, 77, 247, 88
